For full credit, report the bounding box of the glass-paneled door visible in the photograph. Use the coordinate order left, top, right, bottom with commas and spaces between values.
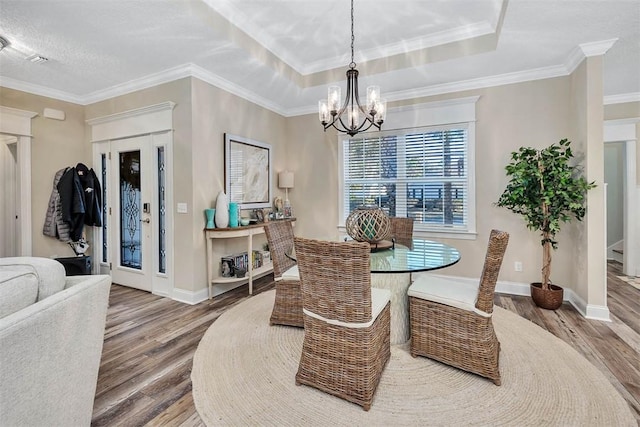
90, 104, 174, 297
110, 136, 152, 291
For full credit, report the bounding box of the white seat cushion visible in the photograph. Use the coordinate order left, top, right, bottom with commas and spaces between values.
408, 275, 490, 317
303, 287, 391, 329
281, 265, 300, 281
0, 268, 39, 318
0, 257, 66, 301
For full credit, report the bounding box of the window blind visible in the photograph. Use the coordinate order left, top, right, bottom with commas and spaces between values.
342, 125, 471, 231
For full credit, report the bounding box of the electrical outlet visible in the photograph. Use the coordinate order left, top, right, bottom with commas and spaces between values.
514, 261, 523, 272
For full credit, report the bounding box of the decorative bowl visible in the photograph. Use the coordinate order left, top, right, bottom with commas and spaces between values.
240, 218, 250, 226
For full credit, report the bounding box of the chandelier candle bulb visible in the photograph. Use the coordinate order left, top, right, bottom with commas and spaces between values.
319, 100, 329, 123
328, 86, 341, 113
366, 86, 380, 112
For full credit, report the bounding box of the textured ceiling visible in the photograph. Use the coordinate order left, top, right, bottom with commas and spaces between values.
0, 0, 638, 115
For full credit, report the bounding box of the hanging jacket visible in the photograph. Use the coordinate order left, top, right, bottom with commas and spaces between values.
76, 163, 102, 227
57, 167, 86, 241
43, 168, 73, 241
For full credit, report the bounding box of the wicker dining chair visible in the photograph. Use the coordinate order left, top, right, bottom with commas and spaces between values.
408, 229, 509, 385
385, 217, 414, 247
294, 236, 391, 411
264, 221, 303, 327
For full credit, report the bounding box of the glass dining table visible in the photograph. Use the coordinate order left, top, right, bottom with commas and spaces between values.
288, 238, 461, 344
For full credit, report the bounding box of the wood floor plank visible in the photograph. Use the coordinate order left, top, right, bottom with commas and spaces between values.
92, 263, 640, 426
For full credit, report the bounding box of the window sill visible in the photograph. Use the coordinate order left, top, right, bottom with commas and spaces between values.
337, 225, 477, 241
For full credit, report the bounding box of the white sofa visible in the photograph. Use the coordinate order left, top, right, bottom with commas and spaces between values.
0, 257, 111, 427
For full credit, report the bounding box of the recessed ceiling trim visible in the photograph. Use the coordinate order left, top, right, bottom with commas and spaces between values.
205, 0, 502, 76
299, 21, 497, 75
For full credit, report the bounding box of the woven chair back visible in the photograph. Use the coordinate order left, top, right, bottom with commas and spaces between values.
385, 216, 413, 248
385, 217, 414, 242
294, 237, 372, 323
264, 221, 296, 278
475, 229, 510, 314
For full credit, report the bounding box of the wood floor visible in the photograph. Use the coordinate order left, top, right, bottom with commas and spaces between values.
91, 261, 640, 426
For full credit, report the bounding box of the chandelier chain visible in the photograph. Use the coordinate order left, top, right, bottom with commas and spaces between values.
350, 0, 355, 69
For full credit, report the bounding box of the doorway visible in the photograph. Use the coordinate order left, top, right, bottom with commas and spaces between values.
94, 132, 173, 295
0, 106, 37, 256
88, 102, 175, 297
604, 120, 638, 277
0, 135, 18, 257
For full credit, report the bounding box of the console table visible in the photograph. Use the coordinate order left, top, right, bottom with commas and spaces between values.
204, 218, 295, 299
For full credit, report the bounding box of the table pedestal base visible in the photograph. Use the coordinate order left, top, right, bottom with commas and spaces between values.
372, 272, 412, 345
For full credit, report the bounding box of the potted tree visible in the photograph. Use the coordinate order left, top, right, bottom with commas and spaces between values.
496, 139, 596, 309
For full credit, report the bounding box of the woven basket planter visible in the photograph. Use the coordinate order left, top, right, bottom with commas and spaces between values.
345, 206, 390, 243
530, 282, 564, 310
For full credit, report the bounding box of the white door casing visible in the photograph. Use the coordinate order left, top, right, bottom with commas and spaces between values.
0, 135, 17, 257
0, 106, 37, 256
88, 102, 175, 296
604, 119, 638, 277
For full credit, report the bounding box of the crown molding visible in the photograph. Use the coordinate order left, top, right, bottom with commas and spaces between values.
81, 65, 193, 105
0, 36, 633, 119
604, 92, 640, 105
565, 38, 619, 74
0, 76, 85, 105
188, 65, 288, 116
580, 38, 618, 57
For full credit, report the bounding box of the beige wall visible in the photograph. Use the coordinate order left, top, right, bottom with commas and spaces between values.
191, 78, 288, 293
286, 77, 590, 289
0, 87, 87, 258
85, 78, 195, 292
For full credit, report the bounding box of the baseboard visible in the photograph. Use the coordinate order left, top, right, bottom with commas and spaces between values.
564, 287, 611, 321
171, 287, 209, 305
418, 272, 611, 322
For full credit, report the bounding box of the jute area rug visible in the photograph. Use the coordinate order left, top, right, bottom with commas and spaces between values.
192, 290, 635, 426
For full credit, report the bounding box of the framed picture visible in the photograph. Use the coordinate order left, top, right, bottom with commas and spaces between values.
224, 133, 272, 209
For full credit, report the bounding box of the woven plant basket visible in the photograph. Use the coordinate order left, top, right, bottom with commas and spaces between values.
530, 282, 564, 310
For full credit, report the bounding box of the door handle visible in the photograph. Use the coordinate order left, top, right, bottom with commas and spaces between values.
141, 218, 151, 223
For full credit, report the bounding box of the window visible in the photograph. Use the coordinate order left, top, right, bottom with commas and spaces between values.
340, 124, 475, 236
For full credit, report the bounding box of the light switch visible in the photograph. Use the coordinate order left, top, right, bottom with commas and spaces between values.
177, 203, 188, 213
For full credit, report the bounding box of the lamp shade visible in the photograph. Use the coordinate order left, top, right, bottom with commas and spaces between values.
278, 171, 294, 189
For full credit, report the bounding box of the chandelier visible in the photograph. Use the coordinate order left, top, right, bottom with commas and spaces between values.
318, 0, 386, 136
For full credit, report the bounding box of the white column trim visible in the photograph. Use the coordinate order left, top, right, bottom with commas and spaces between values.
0, 106, 37, 256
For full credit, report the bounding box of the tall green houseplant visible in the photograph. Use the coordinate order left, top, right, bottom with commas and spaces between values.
496, 139, 595, 292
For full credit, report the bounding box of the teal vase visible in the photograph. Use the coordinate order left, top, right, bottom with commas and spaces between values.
229, 202, 239, 228
204, 208, 215, 228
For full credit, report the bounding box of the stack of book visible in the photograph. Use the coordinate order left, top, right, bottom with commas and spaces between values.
220, 250, 266, 277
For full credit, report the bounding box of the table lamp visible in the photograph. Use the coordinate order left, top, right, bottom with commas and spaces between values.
278, 171, 294, 217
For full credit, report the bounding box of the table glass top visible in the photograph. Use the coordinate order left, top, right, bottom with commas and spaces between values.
287, 238, 460, 274
369, 239, 460, 273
